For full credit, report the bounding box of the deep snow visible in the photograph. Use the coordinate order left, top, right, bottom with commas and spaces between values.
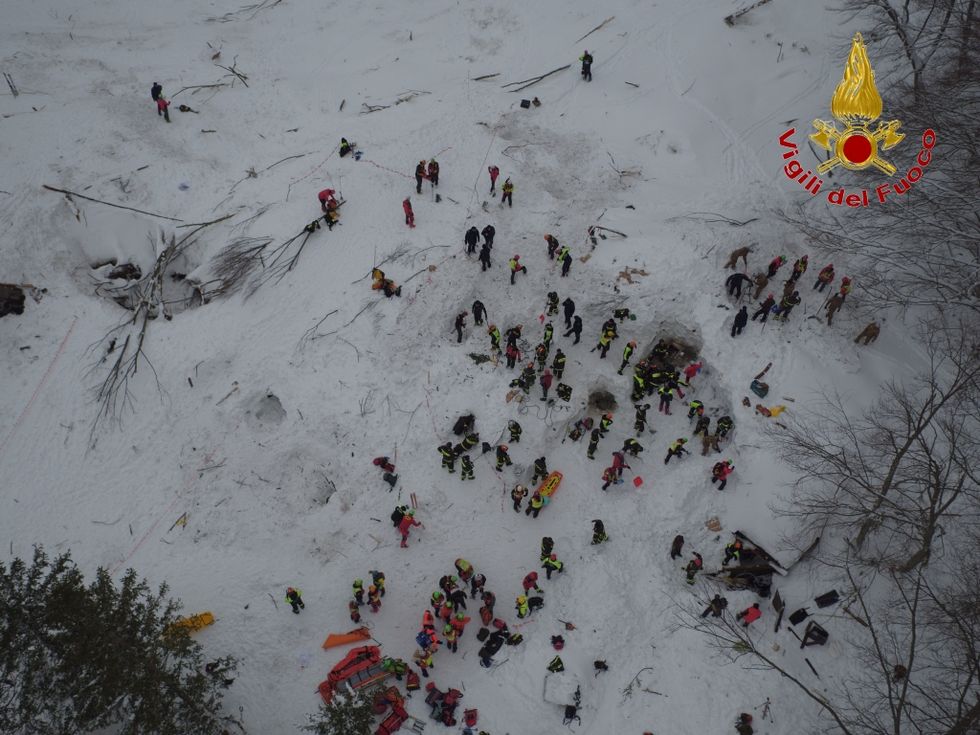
0, 1, 926, 733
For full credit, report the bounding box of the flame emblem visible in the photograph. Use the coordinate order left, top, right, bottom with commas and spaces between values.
810, 33, 904, 175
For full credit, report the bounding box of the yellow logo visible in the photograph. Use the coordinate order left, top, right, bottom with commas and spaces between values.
810, 33, 904, 175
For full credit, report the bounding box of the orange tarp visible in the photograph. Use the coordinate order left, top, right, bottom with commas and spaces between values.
166, 611, 215, 635
322, 626, 372, 649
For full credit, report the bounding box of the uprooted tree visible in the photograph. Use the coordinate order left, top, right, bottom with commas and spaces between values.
0, 547, 240, 734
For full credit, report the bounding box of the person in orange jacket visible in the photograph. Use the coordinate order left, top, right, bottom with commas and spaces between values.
522, 571, 542, 594
403, 198, 415, 228
736, 602, 762, 627
451, 611, 471, 638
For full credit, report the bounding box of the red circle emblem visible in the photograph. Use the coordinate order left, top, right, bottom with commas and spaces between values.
841, 133, 873, 164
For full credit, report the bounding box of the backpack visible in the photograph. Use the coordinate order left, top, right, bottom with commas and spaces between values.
750, 379, 769, 398
416, 631, 431, 649
391, 507, 406, 527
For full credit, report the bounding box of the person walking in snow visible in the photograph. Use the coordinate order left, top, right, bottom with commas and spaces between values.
670, 534, 684, 559
285, 587, 305, 614
479, 242, 492, 271
855, 321, 880, 345
580, 50, 593, 81
465, 226, 480, 254
454, 311, 467, 343
403, 198, 415, 228
398, 510, 421, 547
487, 324, 501, 353
460, 454, 475, 480
825, 293, 844, 326
598, 412, 613, 436
546, 291, 560, 315
731, 306, 748, 337
618, 340, 637, 375
495, 444, 513, 471
156, 96, 171, 122
702, 594, 728, 618
685, 553, 703, 585
716, 415, 734, 438
610, 451, 630, 480
658, 385, 674, 415
752, 272, 769, 300
501, 178, 514, 207
349, 599, 361, 623
508, 420, 523, 443
694, 414, 711, 437
815, 263, 835, 291
438, 442, 456, 473
562, 297, 576, 328
442, 623, 458, 653
539, 369, 553, 400
488, 165, 500, 195
839, 276, 853, 300
509, 255, 527, 285
413, 648, 433, 677
592, 328, 614, 358
472, 300, 486, 325
532, 456, 549, 485
586, 428, 601, 460
543, 321, 554, 348
415, 160, 427, 193
565, 315, 583, 344
151, 82, 163, 102
427, 159, 439, 187
664, 437, 688, 464
752, 294, 775, 323
370, 570, 386, 597
511, 483, 528, 512
482, 224, 495, 248
711, 460, 734, 490
702, 431, 721, 455
726, 272, 752, 299
469, 573, 486, 600
522, 571, 543, 594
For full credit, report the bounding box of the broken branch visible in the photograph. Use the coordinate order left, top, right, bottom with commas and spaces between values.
574, 16, 615, 44
502, 65, 570, 93
42, 185, 183, 222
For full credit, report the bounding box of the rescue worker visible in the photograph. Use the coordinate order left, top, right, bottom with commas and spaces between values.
586, 428, 601, 460
285, 587, 305, 614
788, 254, 808, 282
559, 246, 572, 277
488, 165, 500, 194
430, 591, 445, 614
767, 255, 785, 277
723, 539, 743, 566
525, 492, 545, 518
482, 224, 495, 248
592, 329, 614, 358
526, 457, 548, 488
664, 437, 688, 464
702, 431, 721, 456
516, 595, 530, 619
601, 466, 617, 491
398, 509, 421, 548
540, 369, 553, 400
443, 623, 458, 653
495, 444, 513, 471
349, 599, 361, 623
623, 437, 644, 457
825, 293, 845, 326
464, 226, 480, 254
369, 570, 385, 597
552, 349, 566, 380
694, 415, 711, 436
670, 534, 684, 559
579, 49, 593, 81
599, 413, 613, 436
711, 460, 734, 491
543, 321, 554, 347
460, 454, 475, 480
352, 579, 365, 606
658, 384, 674, 415
501, 177, 514, 207
855, 321, 880, 345
776, 290, 801, 321
479, 242, 492, 271
815, 263, 835, 291
716, 416, 734, 438
542, 553, 564, 579
508, 420, 522, 443
540, 536, 555, 561
472, 300, 486, 325
509, 254, 527, 284
427, 159, 439, 187
368, 585, 382, 613
523, 571, 543, 594
339, 138, 353, 157
403, 197, 415, 228
454, 311, 467, 343
415, 160, 426, 193
701, 594, 729, 618
470, 574, 486, 599
545, 234, 561, 259
438, 442, 456, 473
752, 294, 776, 323
688, 400, 704, 420
634, 403, 651, 433
547, 290, 559, 314
736, 602, 762, 627
413, 648, 433, 677
452, 611, 471, 639
488, 324, 501, 352
592, 519, 608, 544
618, 340, 637, 374
685, 552, 703, 585
565, 315, 583, 344
562, 297, 576, 328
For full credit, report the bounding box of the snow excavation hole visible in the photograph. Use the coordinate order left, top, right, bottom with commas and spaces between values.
587, 389, 618, 413
247, 393, 287, 428
646, 328, 703, 368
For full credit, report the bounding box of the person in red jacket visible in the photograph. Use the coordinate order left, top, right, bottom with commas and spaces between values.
736, 602, 761, 627
539, 368, 553, 401
522, 571, 542, 594
488, 165, 500, 194
601, 466, 618, 491
398, 509, 421, 547
156, 96, 171, 122
711, 460, 734, 491
451, 612, 471, 638
403, 198, 415, 228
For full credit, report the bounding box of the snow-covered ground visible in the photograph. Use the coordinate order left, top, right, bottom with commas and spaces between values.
0, 1, 923, 732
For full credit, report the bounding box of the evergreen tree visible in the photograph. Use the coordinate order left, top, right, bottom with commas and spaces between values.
0, 547, 238, 734
301, 693, 375, 735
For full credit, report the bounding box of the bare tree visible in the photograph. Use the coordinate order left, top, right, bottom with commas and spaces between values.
677, 559, 980, 734
770, 320, 980, 570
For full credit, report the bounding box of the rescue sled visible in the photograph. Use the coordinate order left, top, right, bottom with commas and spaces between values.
318, 645, 392, 703
537, 470, 563, 498
165, 611, 214, 635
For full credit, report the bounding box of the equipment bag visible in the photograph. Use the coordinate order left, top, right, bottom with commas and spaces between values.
789, 607, 809, 625
814, 590, 840, 608
751, 380, 769, 398
476, 627, 490, 642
